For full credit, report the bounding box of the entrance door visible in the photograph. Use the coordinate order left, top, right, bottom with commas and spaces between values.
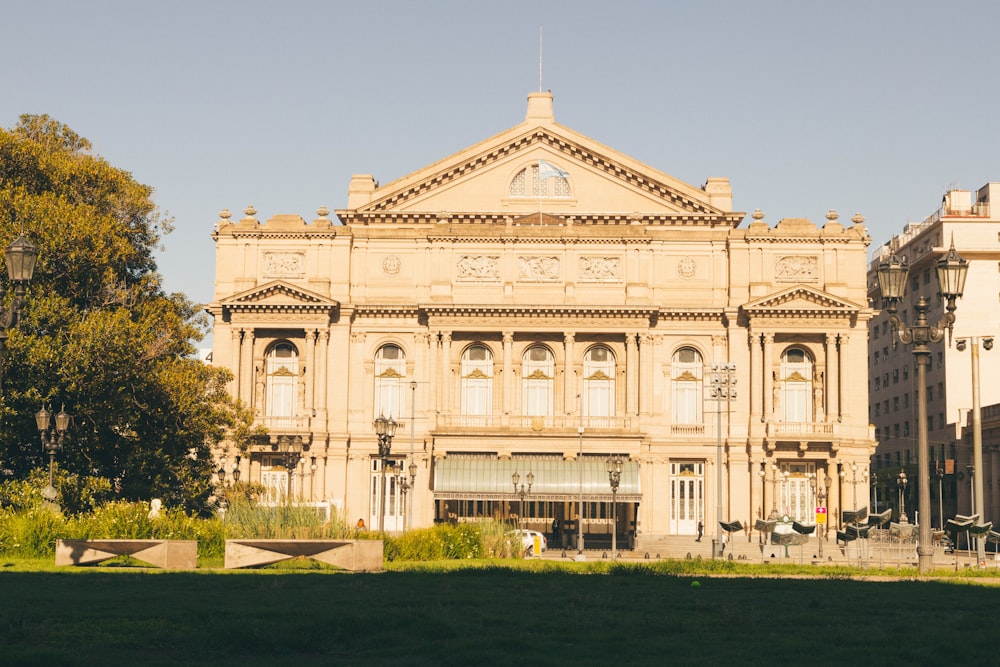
778, 463, 816, 523
370, 459, 404, 532
670, 462, 704, 534
261, 455, 297, 503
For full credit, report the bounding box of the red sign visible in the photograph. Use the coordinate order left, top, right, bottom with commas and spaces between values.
816, 507, 827, 524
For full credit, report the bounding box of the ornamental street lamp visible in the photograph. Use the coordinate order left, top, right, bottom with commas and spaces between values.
710, 363, 736, 557
877, 239, 968, 574
841, 462, 868, 513
512, 470, 534, 531
897, 470, 909, 523
36, 404, 70, 511
606, 455, 623, 558
759, 463, 781, 520
373, 413, 398, 534
956, 335, 992, 563
232, 455, 242, 483
809, 473, 832, 559
398, 460, 417, 531
0, 235, 40, 395
277, 435, 303, 503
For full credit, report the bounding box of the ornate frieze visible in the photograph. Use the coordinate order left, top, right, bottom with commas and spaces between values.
518, 256, 560, 281
263, 252, 305, 278
775, 255, 818, 281
456, 255, 500, 280
578, 256, 622, 281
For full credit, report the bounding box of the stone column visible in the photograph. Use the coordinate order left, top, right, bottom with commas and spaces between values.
838, 335, 850, 419
502, 331, 514, 419
429, 331, 440, 417
441, 332, 452, 416
749, 332, 763, 423
639, 333, 653, 417
305, 329, 317, 413
826, 334, 840, 421
564, 333, 575, 418
762, 333, 774, 421
626, 332, 638, 416
231, 328, 243, 400
317, 331, 329, 412
241, 330, 255, 411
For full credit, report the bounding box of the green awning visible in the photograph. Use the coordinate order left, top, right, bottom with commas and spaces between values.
433, 455, 640, 502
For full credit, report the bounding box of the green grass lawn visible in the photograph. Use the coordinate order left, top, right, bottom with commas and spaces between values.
1, 559, 996, 666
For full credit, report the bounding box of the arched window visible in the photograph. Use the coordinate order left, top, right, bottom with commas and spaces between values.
461, 344, 494, 426
522, 345, 554, 418
508, 162, 571, 198
583, 346, 615, 427
375, 344, 406, 419
265, 342, 298, 427
671, 347, 703, 424
781, 347, 813, 423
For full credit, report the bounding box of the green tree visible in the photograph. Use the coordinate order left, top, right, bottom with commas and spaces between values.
0, 114, 248, 513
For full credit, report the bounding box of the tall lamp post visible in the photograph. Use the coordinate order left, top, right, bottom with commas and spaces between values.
759, 463, 781, 520
512, 470, 534, 530
897, 470, 909, 523
606, 455, 623, 558
277, 435, 303, 503
398, 460, 417, 531
710, 363, 737, 557
956, 335, 991, 563
932, 464, 945, 531
374, 413, 398, 534
0, 235, 39, 394
36, 404, 70, 511
877, 239, 968, 574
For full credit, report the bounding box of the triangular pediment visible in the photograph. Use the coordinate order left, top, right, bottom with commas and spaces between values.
336, 93, 742, 226
742, 286, 862, 316
219, 280, 339, 314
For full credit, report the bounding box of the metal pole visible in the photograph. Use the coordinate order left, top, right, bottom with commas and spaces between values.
611, 486, 618, 557
578, 420, 584, 556
408, 381, 416, 531
970, 340, 986, 563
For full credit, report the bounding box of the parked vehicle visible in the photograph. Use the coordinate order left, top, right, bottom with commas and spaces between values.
508, 529, 547, 556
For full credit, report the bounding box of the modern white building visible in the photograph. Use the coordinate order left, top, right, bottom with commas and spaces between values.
208, 91, 876, 549
867, 183, 1000, 527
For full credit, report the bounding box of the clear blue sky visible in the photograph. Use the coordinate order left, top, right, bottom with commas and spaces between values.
5, 1, 999, 311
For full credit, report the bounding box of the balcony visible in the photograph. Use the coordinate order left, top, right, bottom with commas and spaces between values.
257, 415, 312, 434
434, 413, 635, 432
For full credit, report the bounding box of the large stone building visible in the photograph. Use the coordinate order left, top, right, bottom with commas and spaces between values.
867, 184, 1000, 527
208, 92, 876, 549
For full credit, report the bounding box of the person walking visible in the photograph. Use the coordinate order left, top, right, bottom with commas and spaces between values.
696, 520, 704, 542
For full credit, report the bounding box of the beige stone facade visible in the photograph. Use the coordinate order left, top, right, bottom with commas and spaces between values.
208, 92, 876, 547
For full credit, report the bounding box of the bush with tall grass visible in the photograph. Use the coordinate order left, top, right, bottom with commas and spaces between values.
1, 472, 524, 563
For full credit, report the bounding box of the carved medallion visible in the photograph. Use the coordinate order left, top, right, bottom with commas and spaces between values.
382, 255, 401, 276
677, 257, 696, 279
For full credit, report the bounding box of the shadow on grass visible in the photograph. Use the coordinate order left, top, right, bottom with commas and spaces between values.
1, 560, 996, 666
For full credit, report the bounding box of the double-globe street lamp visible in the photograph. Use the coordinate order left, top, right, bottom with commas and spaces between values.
396, 459, 417, 531
512, 470, 534, 530
374, 413, 399, 534
35, 404, 70, 511
877, 240, 968, 574
956, 335, 992, 563
606, 455, 623, 558
0, 235, 40, 394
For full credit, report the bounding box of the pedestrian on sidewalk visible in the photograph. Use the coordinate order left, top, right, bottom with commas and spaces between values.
696, 520, 704, 542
